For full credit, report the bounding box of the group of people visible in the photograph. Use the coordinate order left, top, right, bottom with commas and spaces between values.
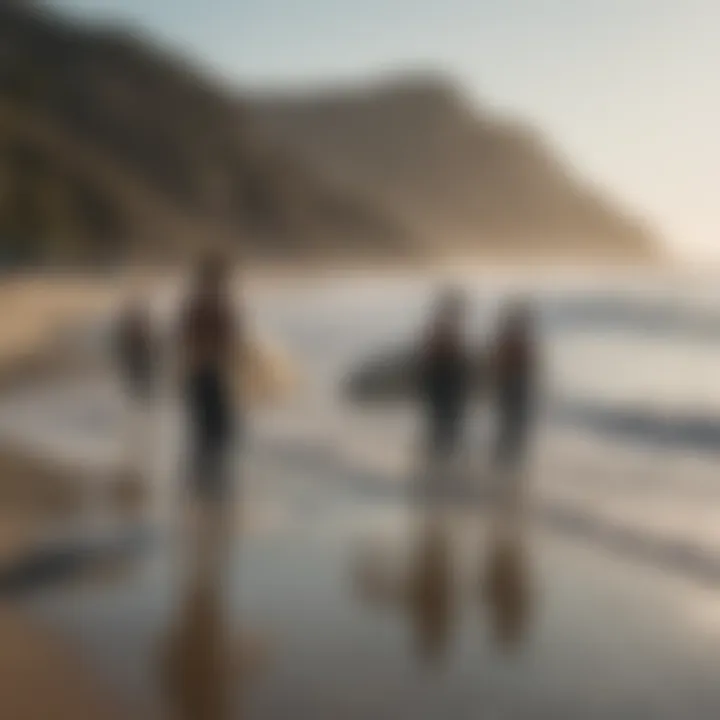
109, 255, 540, 720
115, 255, 538, 512
418, 288, 538, 475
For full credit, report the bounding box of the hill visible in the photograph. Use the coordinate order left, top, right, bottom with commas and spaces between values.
247, 75, 659, 260
0, 2, 411, 266
0, 3, 659, 266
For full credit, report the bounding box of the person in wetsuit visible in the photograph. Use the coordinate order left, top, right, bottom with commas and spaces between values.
418, 289, 470, 466
180, 254, 241, 506
493, 299, 537, 471
114, 291, 156, 497
116, 295, 155, 403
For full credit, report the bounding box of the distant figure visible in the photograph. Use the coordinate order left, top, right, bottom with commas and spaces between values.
116, 294, 155, 404
114, 287, 156, 498
492, 299, 537, 471
180, 253, 242, 513
418, 288, 470, 467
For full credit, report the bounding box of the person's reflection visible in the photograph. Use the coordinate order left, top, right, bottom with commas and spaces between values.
162, 507, 267, 720
407, 510, 455, 663
163, 576, 235, 720
162, 566, 270, 720
480, 495, 532, 652
352, 505, 457, 666
112, 275, 157, 515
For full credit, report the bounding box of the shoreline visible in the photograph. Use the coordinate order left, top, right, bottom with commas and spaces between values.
0, 443, 128, 720
0, 257, 702, 310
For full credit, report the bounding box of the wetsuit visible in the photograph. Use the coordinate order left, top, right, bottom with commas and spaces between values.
418, 335, 469, 461
181, 294, 239, 502
116, 307, 154, 402
494, 334, 535, 467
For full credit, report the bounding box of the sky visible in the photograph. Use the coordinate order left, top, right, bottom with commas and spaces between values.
54, 0, 720, 261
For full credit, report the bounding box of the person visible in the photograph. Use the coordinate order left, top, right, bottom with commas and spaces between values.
116, 293, 155, 404
417, 288, 470, 468
113, 284, 157, 508
179, 252, 243, 579
492, 298, 537, 472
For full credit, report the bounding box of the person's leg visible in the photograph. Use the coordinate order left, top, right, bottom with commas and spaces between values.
446, 406, 467, 475
123, 390, 140, 477
420, 411, 439, 474
494, 403, 515, 472
428, 414, 453, 479
186, 415, 214, 578
421, 410, 461, 499
507, 400, 532, 464
200, 436, 236, 583
494, 404, 532, 509
112, 391, 149, 516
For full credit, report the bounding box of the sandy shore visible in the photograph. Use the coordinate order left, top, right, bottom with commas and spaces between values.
0, 437, 142, 720
0, 606, 126, 720
0, 603, 125, 720
0, 271, 295, 720
0, 275, 132, 720
0, 442, 128, 720
0, 276, 123, 394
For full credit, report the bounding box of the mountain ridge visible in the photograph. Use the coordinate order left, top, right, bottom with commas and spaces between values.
0, 2, 659, 266
247, 74, 658, 259
0, 1, 412, 265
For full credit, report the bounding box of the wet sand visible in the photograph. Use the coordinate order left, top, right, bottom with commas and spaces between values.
0, 439, 132, 719
15, 482, 720, 720
0, 603, 126, 720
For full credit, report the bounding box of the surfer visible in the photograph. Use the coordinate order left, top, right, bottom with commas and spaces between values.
418, 288, 471, 468
492, 298, 537, 472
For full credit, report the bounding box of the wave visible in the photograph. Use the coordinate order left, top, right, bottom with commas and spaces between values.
544, 293, 720, 344
552, 399, 720, 454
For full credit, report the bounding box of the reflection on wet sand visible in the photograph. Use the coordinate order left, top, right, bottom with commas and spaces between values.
353, 470, 534, 666
481, 484, 532, 652
161, 501, 269, 720
406, 510, 456, 663
352, 502, 458, 666
162, 577, 236, 720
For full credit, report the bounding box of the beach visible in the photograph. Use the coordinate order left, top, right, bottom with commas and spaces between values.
4, 269, 720, 717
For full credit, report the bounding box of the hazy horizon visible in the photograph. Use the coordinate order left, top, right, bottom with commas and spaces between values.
52, 0, 720, 263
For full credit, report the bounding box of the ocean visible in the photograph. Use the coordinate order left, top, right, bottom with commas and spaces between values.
3, 270, 720, 582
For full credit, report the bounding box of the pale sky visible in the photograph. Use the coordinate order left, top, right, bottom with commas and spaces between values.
54, 0, 720, 260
